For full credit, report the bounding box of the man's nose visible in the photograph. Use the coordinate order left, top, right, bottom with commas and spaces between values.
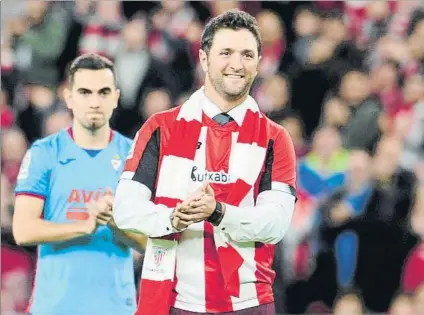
88, 95, 101, 109
229, 53, 243, 71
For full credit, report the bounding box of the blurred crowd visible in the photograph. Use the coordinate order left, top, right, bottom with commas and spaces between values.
1, 1, 424, 314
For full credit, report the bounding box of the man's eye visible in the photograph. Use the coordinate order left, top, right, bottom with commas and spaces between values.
221, 51, 230, 56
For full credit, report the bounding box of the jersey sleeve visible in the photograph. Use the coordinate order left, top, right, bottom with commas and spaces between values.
120, 116, 161, 195
258, 127, 297, 197
114, 116, 175, 237
15, 142, 51, 199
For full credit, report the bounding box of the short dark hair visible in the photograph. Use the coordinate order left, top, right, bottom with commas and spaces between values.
201, 9, 262, 56
67, 53, 116, 86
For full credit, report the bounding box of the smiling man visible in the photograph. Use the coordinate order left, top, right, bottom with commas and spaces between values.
12, 54, 144, 315
113, 9, 297, 315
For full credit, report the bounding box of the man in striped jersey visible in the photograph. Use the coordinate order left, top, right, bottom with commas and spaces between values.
113, 9, 297, 315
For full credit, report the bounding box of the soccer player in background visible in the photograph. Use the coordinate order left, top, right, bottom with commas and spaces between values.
113, 9, 297, 315
12, 54, 145, 315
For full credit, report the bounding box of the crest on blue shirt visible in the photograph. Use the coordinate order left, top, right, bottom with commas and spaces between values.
111, 154, 122, 171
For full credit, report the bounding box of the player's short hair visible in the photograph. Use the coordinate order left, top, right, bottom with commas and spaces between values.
67, 53, 116, 87
201, 9, 262, 56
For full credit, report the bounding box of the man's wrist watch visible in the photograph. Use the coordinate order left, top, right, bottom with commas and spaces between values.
207, 202, 224, 226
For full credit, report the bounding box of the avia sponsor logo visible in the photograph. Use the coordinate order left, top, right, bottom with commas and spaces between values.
66, 188, 113, 220
191, 166, 231, 183
67, 188, 113, 203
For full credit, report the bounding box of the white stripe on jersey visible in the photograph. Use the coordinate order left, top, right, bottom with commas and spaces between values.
174, 126, 208, 312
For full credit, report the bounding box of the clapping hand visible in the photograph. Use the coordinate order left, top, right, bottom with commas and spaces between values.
171, 182, 217, 230
87, 194, 114, 226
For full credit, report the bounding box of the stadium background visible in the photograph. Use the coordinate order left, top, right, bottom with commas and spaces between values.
1, 1, 424, 314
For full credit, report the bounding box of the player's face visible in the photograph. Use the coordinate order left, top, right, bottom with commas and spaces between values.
200, 28, 260, 102
65, 69, 119, 131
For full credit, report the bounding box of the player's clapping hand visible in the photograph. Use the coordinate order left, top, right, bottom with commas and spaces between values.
87, 195, 114, 226
78, 209, 97, 235
171, 186, 206, 230
174, 183, 217, 223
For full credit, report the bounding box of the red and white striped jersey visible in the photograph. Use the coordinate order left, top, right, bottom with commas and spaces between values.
114, 95, 297, 313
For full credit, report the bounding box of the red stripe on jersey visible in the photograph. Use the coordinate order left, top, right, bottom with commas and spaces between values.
227, 179, 252, 206
165, 119, 202, 160
66, 212, 89, 220
269, 124, 297, 188
136, 279, 175, 315
255, 243, 276, 305
155, 196, 181, 208
236, 110, 268, 148
15, 192, 46, 200
204, 124, 234, 312
204, 222, 233, 312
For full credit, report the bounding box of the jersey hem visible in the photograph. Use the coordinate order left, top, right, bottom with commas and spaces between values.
15, 192, 46, 200
173, 295, 274, 313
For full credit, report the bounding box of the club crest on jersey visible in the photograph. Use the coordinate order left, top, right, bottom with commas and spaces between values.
111, 154, 122, 171
153, 246, 167, 268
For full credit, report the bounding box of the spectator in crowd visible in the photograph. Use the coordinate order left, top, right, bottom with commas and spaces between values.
1, 174, 14, 231
148, 0, 196, 94
77, 1, 124, 60
402, 185, 424, 294
388, 293, 414, 315
297, 126, 349, 199
14, 86, 64, 143
0, 88, 15, 130
320, 96, 350, 131
296, 150, 372, 309
290, 6, 321, 69
413, 284, 424, 315
255, 10, 285, 79
395, 75, 424, 172
318, 150, 373, 288
280, 115, 308, 158
371, 61, 404, 117
332, 291, 365, 315
140, 88, 172, 121
253, 73, 294, 120
338, 70, 383, 152
8, 1, 70, 88
353, 137, 416, 312
282, 126, 348, 287
1, 127, 28, 185
112, 13, 176, 137
43, 109, 73, 136
1, 244, 33, 314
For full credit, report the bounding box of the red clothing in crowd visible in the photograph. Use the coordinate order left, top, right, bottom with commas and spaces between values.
1, 245, 33, 313
402, 242, 424, 293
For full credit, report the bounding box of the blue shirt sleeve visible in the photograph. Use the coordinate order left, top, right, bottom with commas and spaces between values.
15, 142, 51, 198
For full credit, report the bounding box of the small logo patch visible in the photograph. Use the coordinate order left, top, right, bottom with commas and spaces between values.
111, 154, 122, 170
17, 151, 31, 181
153, 246, 167, 268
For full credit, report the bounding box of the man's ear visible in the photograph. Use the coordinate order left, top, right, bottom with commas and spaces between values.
199, 49, 208, 72
63, 87, 73, 110
255, 55, 262, 77
114, 88, 120, 110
